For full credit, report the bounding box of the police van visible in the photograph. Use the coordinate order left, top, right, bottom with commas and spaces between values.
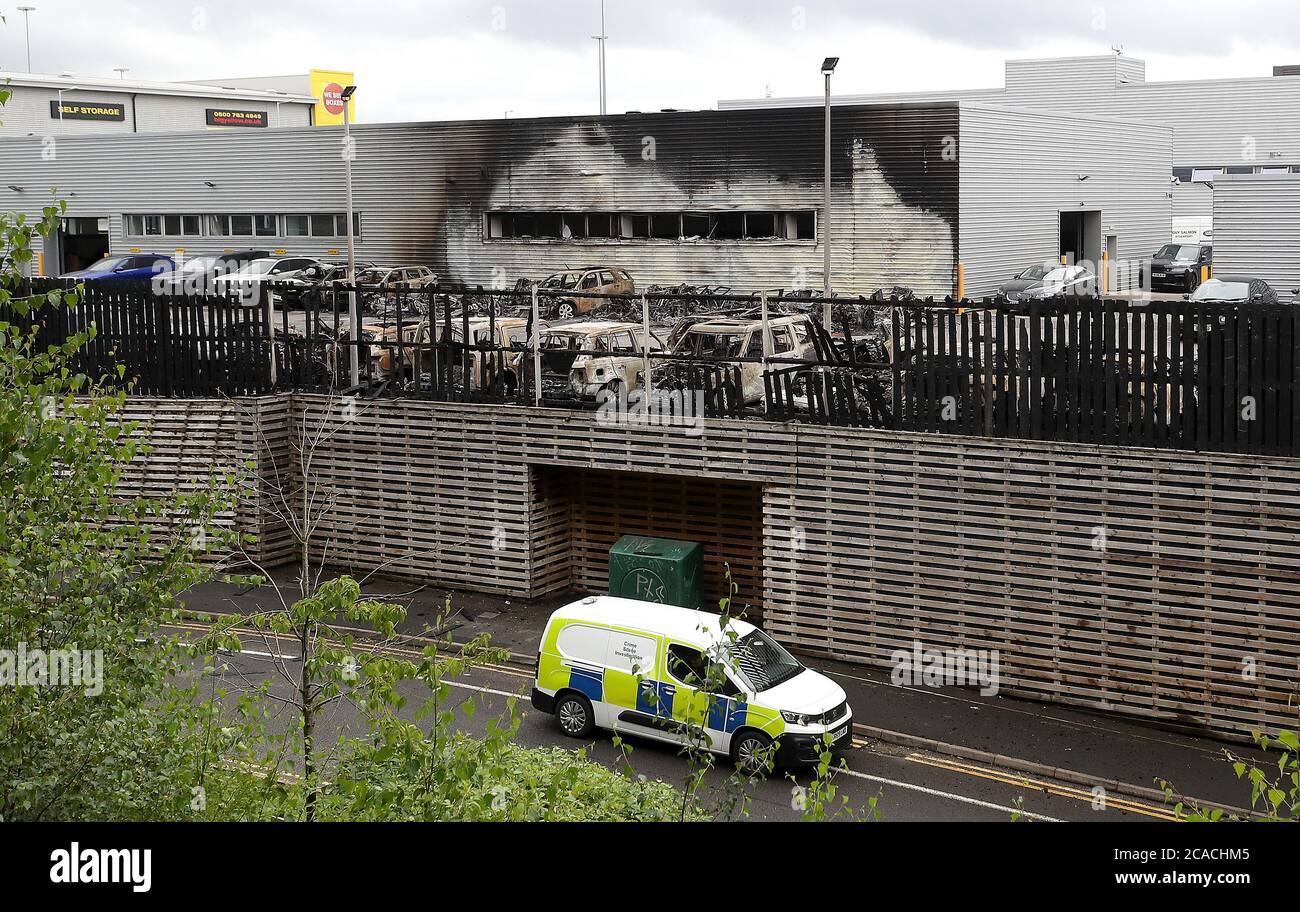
530, 596, 853, 772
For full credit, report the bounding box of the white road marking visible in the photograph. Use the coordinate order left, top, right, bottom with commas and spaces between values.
836, 766, 1062, 822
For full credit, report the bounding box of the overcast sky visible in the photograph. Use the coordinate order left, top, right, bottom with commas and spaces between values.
3, 1, 1300, 122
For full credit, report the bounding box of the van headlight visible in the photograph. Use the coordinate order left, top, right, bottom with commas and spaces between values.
781, 710, 815, 726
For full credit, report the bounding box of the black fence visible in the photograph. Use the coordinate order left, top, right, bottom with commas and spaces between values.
4, 278, 1298, 455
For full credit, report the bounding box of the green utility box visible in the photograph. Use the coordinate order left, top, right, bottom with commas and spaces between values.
608, 535, 703, 609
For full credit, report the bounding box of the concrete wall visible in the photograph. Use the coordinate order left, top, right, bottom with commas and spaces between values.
126, 394, 1300, 741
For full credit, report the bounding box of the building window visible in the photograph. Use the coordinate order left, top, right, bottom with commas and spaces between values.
123, 212, 358, 239
485, 210, 817, 242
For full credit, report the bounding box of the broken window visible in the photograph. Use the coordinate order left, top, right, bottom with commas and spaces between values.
712, 212, 744, 240
650, 213, 680, 239
681, 214, 711, 238
536, 213, 564, 239
563, 214, 587, 239
744, 212, 777, 238
484, 209, 816, 242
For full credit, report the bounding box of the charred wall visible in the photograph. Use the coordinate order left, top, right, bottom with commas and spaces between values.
3, 104, 959, 295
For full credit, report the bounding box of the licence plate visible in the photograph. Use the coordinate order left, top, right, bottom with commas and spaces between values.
833, 725, 849, 742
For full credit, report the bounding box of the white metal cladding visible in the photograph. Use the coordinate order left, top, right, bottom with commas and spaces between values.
957, 104, 1173, 297
0, 84, 312, 136
1173, 181, 1213, 220
723, 54, 1300, 170
0, 105, 962, 295
1212, 173, 1300, 292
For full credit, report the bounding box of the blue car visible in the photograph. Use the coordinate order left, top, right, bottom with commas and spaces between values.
59, 253, 175, 283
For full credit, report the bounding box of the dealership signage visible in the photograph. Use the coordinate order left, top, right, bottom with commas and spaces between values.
206, 108, 269, 128
49, 100, 126, 122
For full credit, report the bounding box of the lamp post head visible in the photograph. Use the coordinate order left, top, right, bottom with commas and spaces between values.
821, 57, 839, 76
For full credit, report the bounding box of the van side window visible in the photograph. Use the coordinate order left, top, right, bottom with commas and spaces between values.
667, 644, 710, 688
556, 624, 610, 664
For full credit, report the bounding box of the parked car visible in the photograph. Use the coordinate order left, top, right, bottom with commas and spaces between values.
539, 267, 635, 321
152, 250, 270, 295
997, 264, 1096, 301
1188, 275, 1280, 305
438, 316, 545, 394
1150, 243, 1213, 293
354, 265, 437, 289
59, 253, 174, 284
212, 256, 322, 303
668, 313, 816, 404
531, 595, 853, 773
532, 321, 662, 400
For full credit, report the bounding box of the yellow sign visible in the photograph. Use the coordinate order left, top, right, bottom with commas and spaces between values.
309, 68, 356, 126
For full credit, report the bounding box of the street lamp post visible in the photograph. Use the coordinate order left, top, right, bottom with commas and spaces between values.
821, 57, 838, 329
592, 0, 608, 115
340, 85, 359, 387
17, 7, 35, 72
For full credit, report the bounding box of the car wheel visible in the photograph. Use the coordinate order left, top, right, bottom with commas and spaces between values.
555, 693, 595, 738
556, 301, 577, 321
1186, 272, 1198, 294
730, 730, 774, 777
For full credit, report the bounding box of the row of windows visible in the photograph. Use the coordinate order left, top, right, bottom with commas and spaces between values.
1175, 165, 1300, 183
124, 213, 363, 239
486, 210, 817, 242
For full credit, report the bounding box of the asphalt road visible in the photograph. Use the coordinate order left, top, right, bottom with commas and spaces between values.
174, 619, 1184, 823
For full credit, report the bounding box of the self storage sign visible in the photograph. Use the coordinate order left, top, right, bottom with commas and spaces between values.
206, 108, 268, 128
49, 100, 126, 122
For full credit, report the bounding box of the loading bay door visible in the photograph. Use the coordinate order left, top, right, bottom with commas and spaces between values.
531, 466, 765, 616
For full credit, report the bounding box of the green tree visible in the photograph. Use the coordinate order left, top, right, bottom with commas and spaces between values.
0, 199, 237, 821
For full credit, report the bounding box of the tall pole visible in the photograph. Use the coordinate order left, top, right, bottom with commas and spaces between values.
593, 0, 607, 115
823, 68, 833, 328
18, 7, 34, 73
344, 96, 359, 387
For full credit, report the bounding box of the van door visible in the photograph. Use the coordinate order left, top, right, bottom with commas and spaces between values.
660, 642, 748, 752
600, 628, 671, 735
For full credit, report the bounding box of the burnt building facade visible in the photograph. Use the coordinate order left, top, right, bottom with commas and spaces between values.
0, 101, 1170, 296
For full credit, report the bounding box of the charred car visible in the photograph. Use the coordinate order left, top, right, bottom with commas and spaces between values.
666, 314, 816, 404
531, 321, 663, 400
539, 267, 635, 321
437, 316, 545, 395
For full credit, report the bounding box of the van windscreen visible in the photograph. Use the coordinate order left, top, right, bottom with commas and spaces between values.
729, 629, 803, 691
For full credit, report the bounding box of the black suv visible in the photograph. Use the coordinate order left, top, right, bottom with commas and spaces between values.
1149, 244, 1212, 293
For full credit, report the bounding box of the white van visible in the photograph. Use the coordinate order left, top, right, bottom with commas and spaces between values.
531, 596, 853, 772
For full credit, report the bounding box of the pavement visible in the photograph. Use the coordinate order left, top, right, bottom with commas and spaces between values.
178, 569, 1272, 821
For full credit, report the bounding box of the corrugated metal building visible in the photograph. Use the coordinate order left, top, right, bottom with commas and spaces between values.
1212, 173, 1300, 292
0, 71, 316, 136
723, 54, 1300, 178
0, 101, 1170, 296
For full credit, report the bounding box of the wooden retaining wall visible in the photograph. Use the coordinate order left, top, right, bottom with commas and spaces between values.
130, 394, 1300, 740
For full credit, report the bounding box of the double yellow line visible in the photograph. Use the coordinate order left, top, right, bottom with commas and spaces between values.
904, 752, 1183, 821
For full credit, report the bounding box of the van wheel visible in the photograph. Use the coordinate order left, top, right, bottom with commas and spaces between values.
731, 730, 774, 777
555, 693, 595, 738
